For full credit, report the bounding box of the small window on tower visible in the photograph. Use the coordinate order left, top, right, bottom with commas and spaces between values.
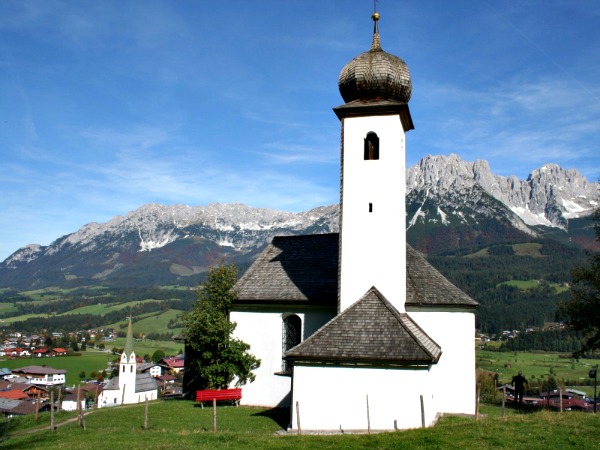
369, 203, 373, 213
364, 132, 379, 160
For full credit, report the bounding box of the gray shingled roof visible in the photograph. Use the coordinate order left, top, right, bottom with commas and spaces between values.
12, 365, 67, 375
233, 233, 478, 309
102, 373, 157, 393
234, 234, 338, 305
285, 287, 441, 365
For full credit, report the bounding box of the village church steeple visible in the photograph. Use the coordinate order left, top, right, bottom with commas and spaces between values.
334, 11, 413, 313
118, 316, 137, 394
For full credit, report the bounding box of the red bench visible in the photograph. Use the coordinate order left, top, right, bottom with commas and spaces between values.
196, 388, 242, 406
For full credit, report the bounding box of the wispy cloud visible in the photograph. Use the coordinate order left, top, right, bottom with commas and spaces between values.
414, 75, 600, 179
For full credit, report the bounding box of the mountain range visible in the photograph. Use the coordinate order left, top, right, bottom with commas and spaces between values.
1, 154, 598, 290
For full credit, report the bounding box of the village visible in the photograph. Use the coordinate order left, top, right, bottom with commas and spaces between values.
0, 322, 184, 418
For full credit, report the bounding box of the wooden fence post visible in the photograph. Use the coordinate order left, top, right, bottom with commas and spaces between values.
559, 390, 563, 413
80, 400, 87, 430
476, 383, 481, 420
295, 401, 301, 435
420, 395, 425, 428
76, 386, 81, 426
35, 392, 40, 422
57, 387, 62, 413
121, 384, 126, 405
50, 390, 55, 432
212, 398, 217, 433
502, 386, 506, 417
144, 396, 149, 430
366, 394, 371, 434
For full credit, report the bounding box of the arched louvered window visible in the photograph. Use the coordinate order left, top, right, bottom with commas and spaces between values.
364, 132, 379, 160
282, 314, 301, 374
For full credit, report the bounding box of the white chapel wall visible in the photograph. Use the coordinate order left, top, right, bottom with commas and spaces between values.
291, 365, 439, 431
231, 309, 334, 407
408, 309, 476, 415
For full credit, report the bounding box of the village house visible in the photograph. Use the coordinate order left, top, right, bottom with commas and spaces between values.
230, 11, 478, 432
10, 366, 66, 386
139, 362, 163, 378
158, 357, 184, 375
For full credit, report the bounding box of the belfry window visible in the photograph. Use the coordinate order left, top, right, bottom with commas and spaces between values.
282, 314, 301, 374
364, 132, 379, 160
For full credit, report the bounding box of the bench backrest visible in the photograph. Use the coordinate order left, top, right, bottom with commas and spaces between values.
195, 388, 242, 402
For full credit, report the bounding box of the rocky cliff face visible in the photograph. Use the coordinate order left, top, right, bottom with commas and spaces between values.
407, 154, 598, 229
1, 154, 597, 289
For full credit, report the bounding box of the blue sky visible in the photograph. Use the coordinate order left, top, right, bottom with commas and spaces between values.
1, 0, 599, 261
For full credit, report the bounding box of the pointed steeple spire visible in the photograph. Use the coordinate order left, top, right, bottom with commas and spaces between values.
124, 315, 135, 361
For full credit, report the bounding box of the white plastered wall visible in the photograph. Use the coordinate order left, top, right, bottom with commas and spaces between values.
290, 365, 438, 431
408, 309, 476, 415
340, 114, 406, 313
231, 308, 335, 407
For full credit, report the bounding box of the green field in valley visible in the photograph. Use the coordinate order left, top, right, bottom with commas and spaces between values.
0, 350, 114, 386
476, 349, 600, 393
497, 279, 570, 293
0, 339, 182, 386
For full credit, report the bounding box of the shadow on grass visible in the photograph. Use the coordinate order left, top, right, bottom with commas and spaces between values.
252, 407, 290, 430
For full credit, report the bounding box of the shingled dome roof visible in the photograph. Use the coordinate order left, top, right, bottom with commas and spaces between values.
338, 13, 412, 104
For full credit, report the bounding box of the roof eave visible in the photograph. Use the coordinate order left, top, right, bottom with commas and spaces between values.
333, 101, 414, 132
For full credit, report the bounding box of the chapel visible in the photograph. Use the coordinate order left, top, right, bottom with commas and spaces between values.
230, 11, 478, 431
98, 317, 158, 407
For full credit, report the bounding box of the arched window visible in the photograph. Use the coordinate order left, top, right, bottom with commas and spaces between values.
282, 314, 301, 374
364, 132, 379, 160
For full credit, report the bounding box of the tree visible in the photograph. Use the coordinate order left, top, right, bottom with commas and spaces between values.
182, 262, 260, 396
151, 349, 165, 363
560, 209, 600, 355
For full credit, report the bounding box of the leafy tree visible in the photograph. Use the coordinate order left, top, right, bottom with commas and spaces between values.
182, 262, 260, 396
560, 209, 600, 355
151, 349, 165, 363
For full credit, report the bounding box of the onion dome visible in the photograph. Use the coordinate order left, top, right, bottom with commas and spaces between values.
338, 12, 412, 104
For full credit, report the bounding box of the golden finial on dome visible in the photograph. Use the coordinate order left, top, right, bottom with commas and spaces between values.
371, 2, 381, 48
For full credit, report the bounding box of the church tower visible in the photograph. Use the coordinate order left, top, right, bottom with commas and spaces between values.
335, 12, 414, 313
118, 316, 137, 397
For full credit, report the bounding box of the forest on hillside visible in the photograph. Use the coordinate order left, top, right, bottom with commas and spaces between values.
428, 240, 587, 334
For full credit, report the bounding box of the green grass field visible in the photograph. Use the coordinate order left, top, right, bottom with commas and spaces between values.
477, 350, 600, 387
2, 400, 599, 449
497, 279, 569, 293
0, 351, 114, 386
64, 299, 160, 316
0, 303, 18, 315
